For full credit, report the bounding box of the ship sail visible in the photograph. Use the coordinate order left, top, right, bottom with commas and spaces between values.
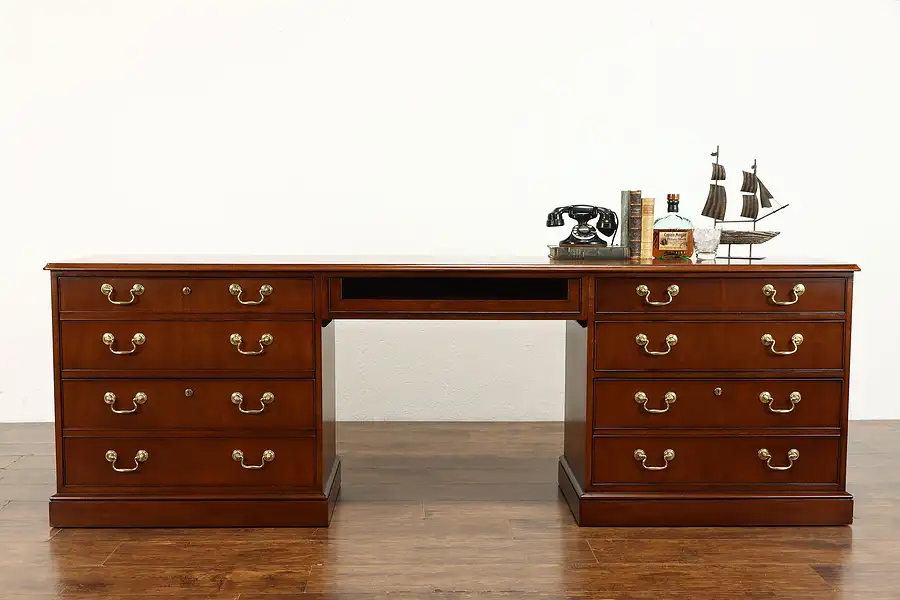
701, 184, 727, 220
740, 193, 759, 219
740, 170, 757, 193
710, 163, 726, 181
758, 179, 774, 208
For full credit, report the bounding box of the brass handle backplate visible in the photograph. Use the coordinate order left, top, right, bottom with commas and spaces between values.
105, 449, 149, 472
636, 284, 679, 306
758, 448, 799, 471
635, 333, 678, 356
634, 391, 677, 414
762, 283, 805, 306
761, 333, 803, 355
103, 391, 147, 414
231, 391, 275, 414
634, 448, 675, 470
230, 333, 274, 355
229, 283, 273, 305
102, 332, 146, 355
232, 449, 275, 469
100, 282, 144, 305
760, 391, 801, 413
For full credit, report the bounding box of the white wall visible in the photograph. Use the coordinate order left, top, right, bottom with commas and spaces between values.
1, 1, 898, 422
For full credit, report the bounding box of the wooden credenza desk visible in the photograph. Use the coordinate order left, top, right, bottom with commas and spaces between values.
44, 255, 858, 527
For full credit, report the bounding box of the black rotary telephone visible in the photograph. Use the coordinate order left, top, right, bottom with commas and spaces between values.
546, 205, 619, 246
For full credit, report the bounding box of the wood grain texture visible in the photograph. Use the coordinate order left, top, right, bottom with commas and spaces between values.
43, 254, 862, 272
564, 319, 588, 490
593, 378, 843, 430
3, 421, 898, 598
60, 436, 317, 489
590, 434, 841, 487
58, 275, 315, 314
595, 275, 846, 314
45, 258, 859, 530
320, 320, 337, 494
594, 320, 845, 372
60, 379, 316, 432
59, 319, 315, 372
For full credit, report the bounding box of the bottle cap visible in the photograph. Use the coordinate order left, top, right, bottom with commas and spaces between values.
667, 193, 680, 201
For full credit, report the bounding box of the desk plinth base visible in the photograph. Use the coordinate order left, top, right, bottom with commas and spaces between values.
558, 458, 854, 527
49, 458, 341, 528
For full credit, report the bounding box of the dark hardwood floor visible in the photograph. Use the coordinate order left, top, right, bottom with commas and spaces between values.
0, 420, 898, 599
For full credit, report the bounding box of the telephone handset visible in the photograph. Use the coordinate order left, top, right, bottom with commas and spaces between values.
546, 205, 619, 246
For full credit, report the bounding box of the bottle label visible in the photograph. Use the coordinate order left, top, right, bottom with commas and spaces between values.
658, 231, 690, 252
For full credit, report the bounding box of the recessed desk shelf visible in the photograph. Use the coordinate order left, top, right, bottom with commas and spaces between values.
328, 273, 582, 318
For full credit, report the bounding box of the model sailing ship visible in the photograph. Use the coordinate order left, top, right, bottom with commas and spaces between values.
701, 146, 789, 256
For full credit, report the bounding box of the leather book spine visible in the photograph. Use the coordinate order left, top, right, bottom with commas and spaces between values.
640, 197, 655, 260
619, 191, 631, 254
628, 190, 643, 258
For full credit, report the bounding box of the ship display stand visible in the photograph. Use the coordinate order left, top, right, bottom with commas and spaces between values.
700, 146, 788, 260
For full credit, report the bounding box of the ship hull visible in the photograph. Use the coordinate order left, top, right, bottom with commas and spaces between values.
719, 230, 780, 245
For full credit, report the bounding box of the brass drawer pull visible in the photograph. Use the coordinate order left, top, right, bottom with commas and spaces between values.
232, 449, 275, 469
100, 282, 144, 305
229, 333, 274, 356
231, 391, 275, 414
105, 449, 149, 472
104, 391, 147, 414
636, 284, 679, 306
634, 448, 675, 470
759, 391, 801, 413
634, 391, 676, 414
635, 333, 678, 355
229, 283, 273, 305
761, 333, 803, 355
102, 332, 146, 355
758, 448, 799, 471
762, 283, 805, 306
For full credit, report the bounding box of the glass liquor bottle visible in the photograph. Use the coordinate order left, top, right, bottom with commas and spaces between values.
652, 193, 694, 259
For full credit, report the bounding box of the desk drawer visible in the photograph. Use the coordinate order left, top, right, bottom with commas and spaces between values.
595, 276, 845, 314
62, 437, 316, 488
61, 379, 315, 432
60, 320, 315, 373
591, 435, 840, 486
593, 379, 843, 430
59, 276, 314, 314
328, 275, 581, 317
594, 320, 844, 372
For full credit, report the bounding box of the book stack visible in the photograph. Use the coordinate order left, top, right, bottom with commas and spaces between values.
620, 190, 655, 259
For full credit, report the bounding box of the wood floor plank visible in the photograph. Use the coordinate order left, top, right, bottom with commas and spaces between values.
813, 563, 900, 595
57, 567, 229, 596
0, 442, 55, 455
0, 468, 56, 485
59, 594, 238, 600
0, 482, 56, 501
3, 454, 55, 470
0, 501, 58, 542
53, 526, 321, 544
102, 539, 322, 569
0, 455, 23, 468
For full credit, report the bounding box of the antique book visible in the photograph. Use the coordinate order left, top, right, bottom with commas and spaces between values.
619, 190, 631, 254
627, 190, 643, 258
640, 197, 655, 259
